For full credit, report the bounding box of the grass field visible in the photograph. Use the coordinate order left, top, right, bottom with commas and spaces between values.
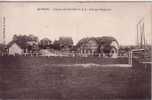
0, 56, 151, 100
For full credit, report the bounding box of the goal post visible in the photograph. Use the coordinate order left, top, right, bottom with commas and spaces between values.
128, 49, 145, 66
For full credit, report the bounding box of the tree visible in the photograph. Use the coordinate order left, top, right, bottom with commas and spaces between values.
12, 34, 38, 42
28, 34, 38, 42
11, 34, 39, 50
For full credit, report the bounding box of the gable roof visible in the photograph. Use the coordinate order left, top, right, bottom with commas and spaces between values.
7, 41, 25, 49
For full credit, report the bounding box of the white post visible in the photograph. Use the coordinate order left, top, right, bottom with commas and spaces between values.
128, 51, 133, 66
129, 51, 130, 65
130, 51, 133, 66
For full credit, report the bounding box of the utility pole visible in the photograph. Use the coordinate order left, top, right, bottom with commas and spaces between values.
137, 17, 145, 49
2, 16, 6, 45
137, 18, 143, 48
140, 21, 146, 49
142, 23, 146, 48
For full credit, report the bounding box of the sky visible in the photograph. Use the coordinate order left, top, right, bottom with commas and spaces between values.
0, 2, 151, 45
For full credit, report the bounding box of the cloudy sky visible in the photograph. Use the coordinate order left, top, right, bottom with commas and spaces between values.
0, 2, 151, 45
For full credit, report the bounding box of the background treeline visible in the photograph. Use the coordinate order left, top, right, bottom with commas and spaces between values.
11, 34, 74, 51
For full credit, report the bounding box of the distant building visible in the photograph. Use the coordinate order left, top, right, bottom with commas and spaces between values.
26, 41, 39, 53
76, 37, 99, 56
76, 36, 119, 58
8, 42, 23, 55
7, 40, 40, 56
39, 38, 52, 49
0, 44, 7, 56
58, 37, 73, 52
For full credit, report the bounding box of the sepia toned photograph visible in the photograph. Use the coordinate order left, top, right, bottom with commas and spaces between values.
0, 1, 151, 100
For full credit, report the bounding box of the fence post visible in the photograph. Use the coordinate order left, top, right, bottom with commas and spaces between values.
128, 51, 132, 66
130, 51, 132, 66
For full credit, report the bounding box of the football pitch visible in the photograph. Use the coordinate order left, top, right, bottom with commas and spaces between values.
0, 56, 151, 100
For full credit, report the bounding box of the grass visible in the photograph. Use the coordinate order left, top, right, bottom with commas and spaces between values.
0, 56, 151, 100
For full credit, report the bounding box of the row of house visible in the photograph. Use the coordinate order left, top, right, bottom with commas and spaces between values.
0, 36, 119, 58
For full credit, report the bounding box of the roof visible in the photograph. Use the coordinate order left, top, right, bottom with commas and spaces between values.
76, 37, 97, 47
7, 41, 27, 49
96, 36, 119, 46
76, 36, 119, 47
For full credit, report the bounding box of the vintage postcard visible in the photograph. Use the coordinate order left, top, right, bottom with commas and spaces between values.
0, 1, 151, 100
